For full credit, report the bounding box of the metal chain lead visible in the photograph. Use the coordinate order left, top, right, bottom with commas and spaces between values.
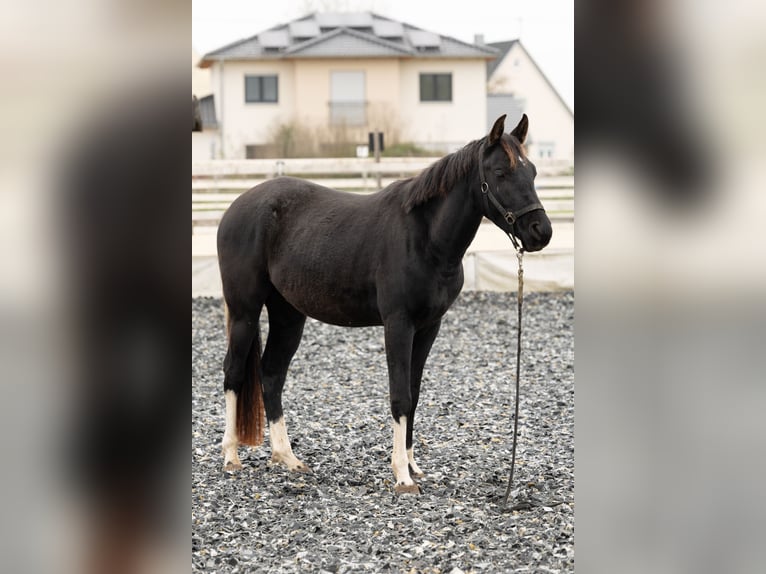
502, 244, 524, 508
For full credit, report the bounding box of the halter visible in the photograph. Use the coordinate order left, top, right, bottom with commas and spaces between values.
478, 142, 546, 252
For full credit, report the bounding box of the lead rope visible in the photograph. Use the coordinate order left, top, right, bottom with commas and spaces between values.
475, 143, 548, 509
502, 244, 524, 509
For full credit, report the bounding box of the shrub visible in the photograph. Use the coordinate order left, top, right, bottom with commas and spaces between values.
381, 142, 434, 157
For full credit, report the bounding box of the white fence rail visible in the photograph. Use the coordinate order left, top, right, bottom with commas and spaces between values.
192, 157, 573, 232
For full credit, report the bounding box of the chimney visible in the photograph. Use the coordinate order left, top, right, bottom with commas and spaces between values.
474, 34, 485, 45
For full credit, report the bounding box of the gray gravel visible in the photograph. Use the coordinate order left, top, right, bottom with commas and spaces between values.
193, 291, 574, 573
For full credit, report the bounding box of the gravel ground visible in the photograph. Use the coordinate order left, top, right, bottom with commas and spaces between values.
193, 291, 574, 573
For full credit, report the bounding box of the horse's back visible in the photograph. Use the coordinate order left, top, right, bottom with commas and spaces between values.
221, 176, 373, 229
217, 177, 392, 324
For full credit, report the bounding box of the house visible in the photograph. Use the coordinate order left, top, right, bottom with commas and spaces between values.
197, 12, 497, 159
485, 40, 573, 161
192, 47, 212, 98
193, 47, 220, 160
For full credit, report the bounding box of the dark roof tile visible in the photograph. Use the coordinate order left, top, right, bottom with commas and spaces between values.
200, 12, 496, 64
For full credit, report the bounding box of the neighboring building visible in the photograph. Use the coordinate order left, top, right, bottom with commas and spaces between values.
193, 47, 219, 160
192, 47, 212, 98
198, 12, 497, 159
486, 40, 573, 161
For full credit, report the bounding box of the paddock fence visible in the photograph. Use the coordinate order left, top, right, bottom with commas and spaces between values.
192, 157, 573, 233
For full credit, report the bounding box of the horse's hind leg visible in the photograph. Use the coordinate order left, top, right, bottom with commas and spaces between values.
262, 290, 309, 472
221, 304, 262, 472
407, 320, 441, 478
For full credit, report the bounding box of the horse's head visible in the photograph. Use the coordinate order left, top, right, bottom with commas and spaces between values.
479, 114, 552, 253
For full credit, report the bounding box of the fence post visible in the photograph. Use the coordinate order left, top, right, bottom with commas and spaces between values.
369, 131, 383, 190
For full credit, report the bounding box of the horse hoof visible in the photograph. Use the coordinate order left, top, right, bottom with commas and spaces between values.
270, 456, 311, 474
395, 482, 421, 495
409, 465, 425, 479
223, 461, 242, 473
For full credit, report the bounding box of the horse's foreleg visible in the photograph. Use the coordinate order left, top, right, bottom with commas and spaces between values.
407, 320, 442, 478
384, 316, 419, 493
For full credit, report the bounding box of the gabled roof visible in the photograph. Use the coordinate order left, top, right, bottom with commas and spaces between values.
199, 12, 497, 67
286, 27, 414, 57
486, 40, 519, 78
487, 40, 573, 117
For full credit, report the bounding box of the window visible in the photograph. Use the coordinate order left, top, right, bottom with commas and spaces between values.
420, 73, 452, 102
245, 75, 278, 103
329, 71, 366, 126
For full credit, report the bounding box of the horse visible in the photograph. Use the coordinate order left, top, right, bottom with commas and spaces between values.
217, 114, 552, 493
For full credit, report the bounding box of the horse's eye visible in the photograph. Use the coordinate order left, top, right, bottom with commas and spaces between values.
494, 169, 504, 177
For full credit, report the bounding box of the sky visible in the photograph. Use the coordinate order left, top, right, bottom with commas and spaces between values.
192, 0, 574, 110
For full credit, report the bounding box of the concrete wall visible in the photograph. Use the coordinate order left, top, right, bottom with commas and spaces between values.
489, 44, 574, 160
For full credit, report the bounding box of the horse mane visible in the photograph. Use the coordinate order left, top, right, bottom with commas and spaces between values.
400, 135, 522, 213
400, 138, 483, 213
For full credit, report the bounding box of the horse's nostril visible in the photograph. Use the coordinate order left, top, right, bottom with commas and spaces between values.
529, 221, 542, 239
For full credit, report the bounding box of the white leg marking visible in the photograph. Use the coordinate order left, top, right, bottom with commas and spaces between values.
269, 417, 310, 472
407, 447, 424, 477
222, 390, 242, 471
392, 416, 417, 491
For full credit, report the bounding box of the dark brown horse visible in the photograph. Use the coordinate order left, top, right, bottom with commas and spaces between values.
217, 115, 552, 493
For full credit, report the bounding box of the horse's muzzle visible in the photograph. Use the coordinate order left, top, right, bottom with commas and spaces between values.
521, 216, 553, 252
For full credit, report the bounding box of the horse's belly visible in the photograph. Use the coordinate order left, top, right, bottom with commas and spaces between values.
273, 274, 382, 327
306, 304, 382, 327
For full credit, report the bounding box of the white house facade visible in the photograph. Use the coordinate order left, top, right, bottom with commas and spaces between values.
486, 40, 573, 161
198, 12, 497, 159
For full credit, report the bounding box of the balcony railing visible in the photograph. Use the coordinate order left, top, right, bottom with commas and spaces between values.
329, 101, 367, 126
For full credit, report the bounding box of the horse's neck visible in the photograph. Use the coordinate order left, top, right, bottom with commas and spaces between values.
426, 178, 484, 265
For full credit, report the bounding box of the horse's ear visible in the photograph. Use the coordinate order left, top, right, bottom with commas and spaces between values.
511, 114, 529, 144
488, 114, 506, 146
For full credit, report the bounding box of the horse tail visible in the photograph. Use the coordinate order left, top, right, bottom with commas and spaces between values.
225, 301, 265, 446
237, 330, 264, 446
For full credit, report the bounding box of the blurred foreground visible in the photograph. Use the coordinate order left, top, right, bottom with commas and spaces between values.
0, 1, 188, 573
577, 1, 766, 573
